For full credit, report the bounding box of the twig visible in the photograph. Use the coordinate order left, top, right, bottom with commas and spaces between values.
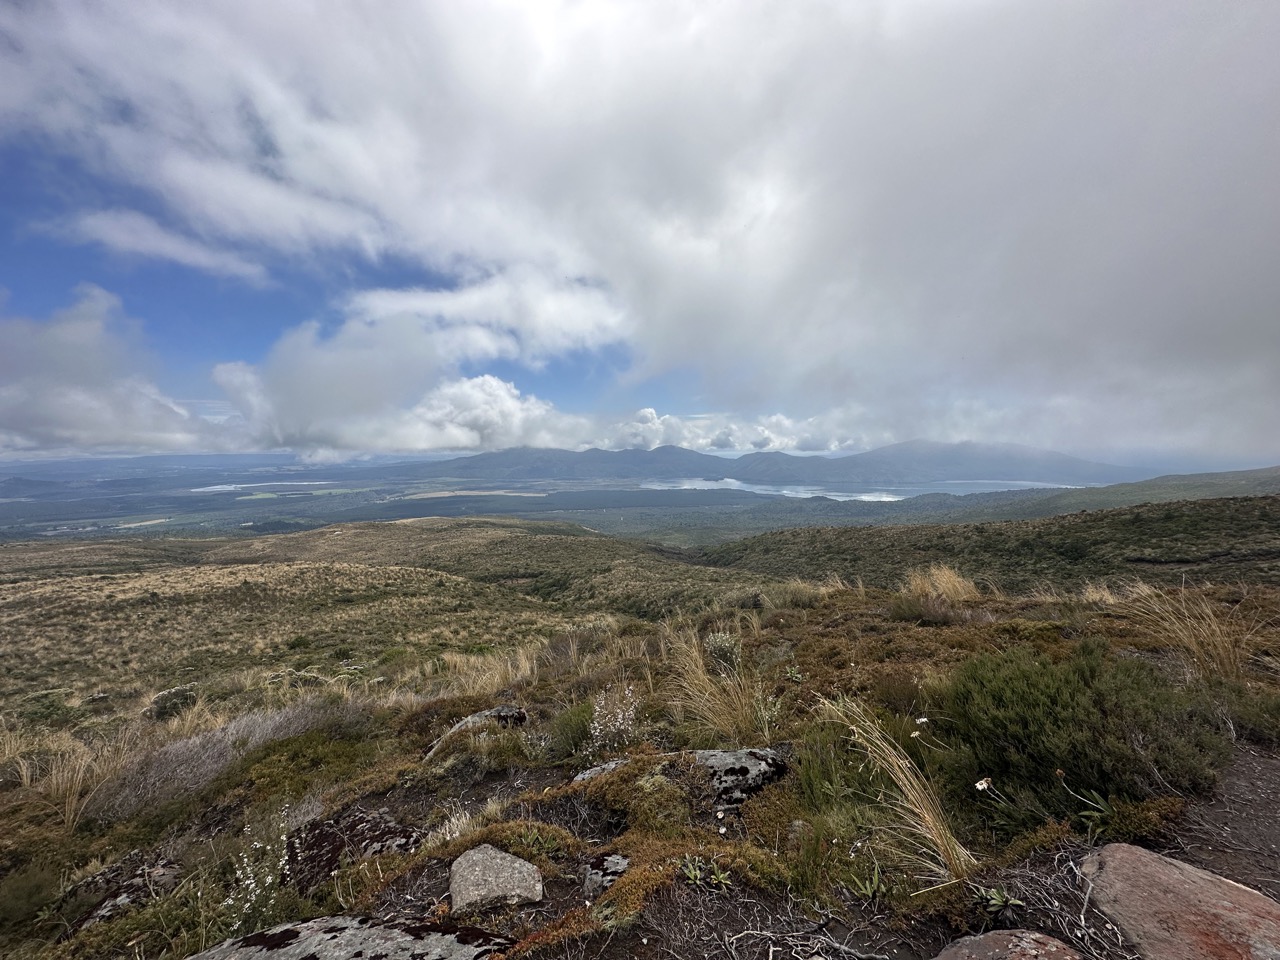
727, 928, 891, 960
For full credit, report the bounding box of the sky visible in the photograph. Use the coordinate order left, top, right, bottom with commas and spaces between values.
1, 1, 1278, 469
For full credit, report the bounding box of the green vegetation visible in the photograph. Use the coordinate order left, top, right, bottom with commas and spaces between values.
700, 494, 1280, 589
0, 506, 1276, 958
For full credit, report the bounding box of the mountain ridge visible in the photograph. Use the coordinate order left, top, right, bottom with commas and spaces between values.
364, 439, 1147, 486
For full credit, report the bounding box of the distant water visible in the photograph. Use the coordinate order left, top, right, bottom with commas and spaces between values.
190, 481, 337, 492
639, 478, 1081, 502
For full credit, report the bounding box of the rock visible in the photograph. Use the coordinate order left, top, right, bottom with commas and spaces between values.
56, 851, 182, 936
934, 930, 1083, 959
425, 705, 528, 761
692, 748, 787, 804
188, 916, 511, 959
288, 806, 422, 894
482, 704, 528, 728
1081, 842, 1280, 960
146, 683, 198, 720
450, 843, 544, 913
582, 853, 630, 898
572, 758, 631, 783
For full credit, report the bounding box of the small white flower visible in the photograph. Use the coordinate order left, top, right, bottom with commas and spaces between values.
715, 811, 725, 820
909, 731, 921, 738
718, 826, 727, 835
915, 717, 929, 725
975, 777, 992, 792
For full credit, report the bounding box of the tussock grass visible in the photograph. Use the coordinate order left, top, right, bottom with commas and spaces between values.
902, 564, 982, 603
663, 627, 775, 744
819, 696, 977, 885
1126, 585, 1275, 684
437, 644, 543, 697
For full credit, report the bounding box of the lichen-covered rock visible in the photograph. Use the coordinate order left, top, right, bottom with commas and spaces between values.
188, 916, 511, 959
146, 683, 198, 720
692, 748, 787, 804
288, 806, 422, 894
572, 758, 631, 783
56, 851, 182, 936
934, 930, 1083, 959
450, 843, 543, 913
582, 853, 630, 898
1081, 842, 1280, 960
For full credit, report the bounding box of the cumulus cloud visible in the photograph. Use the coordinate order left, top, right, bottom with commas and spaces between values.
598, 407, 897, 455
209, 268, 623, 453
0, 287, 209, 454
2, 1, 1279, 461
217, 362, 586, 456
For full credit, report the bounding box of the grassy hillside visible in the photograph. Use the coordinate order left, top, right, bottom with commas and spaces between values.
0, 506, 1277, 959
699, 494, 1280, 590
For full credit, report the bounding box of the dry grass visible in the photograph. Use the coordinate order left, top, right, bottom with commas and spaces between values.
819, 696, 977, 885
436, 644, 544, 697
902, 564, 982, 603
1125, 585, 1275, 684
663, 627, 775, 744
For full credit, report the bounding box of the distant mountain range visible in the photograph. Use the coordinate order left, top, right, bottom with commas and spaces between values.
371, 439, 1150, 486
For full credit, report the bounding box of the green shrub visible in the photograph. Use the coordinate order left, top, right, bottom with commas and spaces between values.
547, 700, 594, 760
930, 638, 1229, 826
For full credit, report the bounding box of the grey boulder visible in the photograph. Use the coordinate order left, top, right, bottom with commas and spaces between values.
450, 843, 544, 913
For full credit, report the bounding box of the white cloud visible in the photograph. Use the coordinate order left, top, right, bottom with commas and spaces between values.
345, 268, 628, 365
2, 1, 1279, 461
0, 287, 210, 454
216, 362, 586, 455
66, 210, 267, 283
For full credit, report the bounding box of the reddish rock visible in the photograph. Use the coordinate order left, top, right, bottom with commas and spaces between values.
1081, 842, 1280, 960
934, 930, 1082, 959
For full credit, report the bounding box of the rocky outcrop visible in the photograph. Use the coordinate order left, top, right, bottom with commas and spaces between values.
450, 843, 544, 913
288, 806, 422, 894
570, 748, 786, 805
1081, 842, 1280, 960
933, 930, 1082, 959
692, 748, 787, 804
188, 916, 512, 959
56, 851, 182, 936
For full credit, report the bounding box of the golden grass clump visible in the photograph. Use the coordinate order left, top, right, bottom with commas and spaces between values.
436, 644, 543, 697
902, 564, 982, 603
819, 696, 977, 885
663, 627, 775, 744
1125, 585, 1274, 684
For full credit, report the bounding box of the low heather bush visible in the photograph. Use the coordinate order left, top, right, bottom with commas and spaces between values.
930, 638, 1229, 825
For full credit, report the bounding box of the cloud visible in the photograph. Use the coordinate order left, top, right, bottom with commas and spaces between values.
3, 2, 1279, 461
65, 210, 268, 282
0, 287, 210, 454
345, 269, 629, 365
216, 362, 586, 456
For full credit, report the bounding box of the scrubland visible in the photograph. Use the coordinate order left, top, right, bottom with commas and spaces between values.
0, 506, 1277, 958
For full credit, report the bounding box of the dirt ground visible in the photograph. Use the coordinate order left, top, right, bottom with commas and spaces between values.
1171, 742, 1280, 900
